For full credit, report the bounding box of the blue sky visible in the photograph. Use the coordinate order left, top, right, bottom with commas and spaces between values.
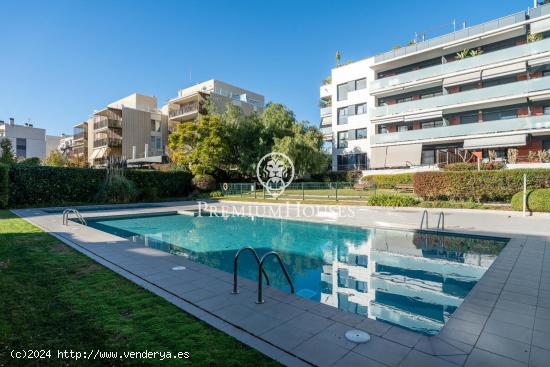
0, 0, 531, 135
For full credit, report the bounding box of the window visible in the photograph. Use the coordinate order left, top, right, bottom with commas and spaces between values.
421, 150, 436, 165
398, 125, 409, 132
15, 138, 26, 158
543, 139, 550, 151
459, 82, 478, 92
356, 103, 367, 115
397, 96, 413, 103
422, 120, 444, 129
544, 106, 550, 115
483, 75, 516, 88
483, 109, 517, 121
337, 107, 349, 125
378, 125, 388, 134
460, 114, 478, 124
420, 90, 442, 99
337, 131, 349, 148
356, 128, 368, 139
150, 120, 161, 132
337, 83, 348, 101
355, 78, 366, 90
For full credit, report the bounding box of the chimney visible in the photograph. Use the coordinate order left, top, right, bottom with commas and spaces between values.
9, 117, 14, 126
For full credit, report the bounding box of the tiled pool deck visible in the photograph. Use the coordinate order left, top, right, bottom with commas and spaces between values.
13, 201, 550, 367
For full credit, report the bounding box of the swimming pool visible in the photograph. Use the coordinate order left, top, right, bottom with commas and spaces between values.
87, 212, 507, 335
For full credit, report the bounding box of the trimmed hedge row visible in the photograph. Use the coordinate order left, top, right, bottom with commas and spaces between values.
443, 162, 505, 171
362, 173, 413, 189
0, 164, 8, 208
8, 166, 193, 207
413, 169, 550, 202
367, 193, 419, 207
511, 189, 550, 212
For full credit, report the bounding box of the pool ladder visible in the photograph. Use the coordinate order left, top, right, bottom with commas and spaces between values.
62, 208, 87, 226
232, 246, 295, 304
419, 210, 445, 232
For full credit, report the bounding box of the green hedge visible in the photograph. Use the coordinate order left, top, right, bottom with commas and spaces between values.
367, 193, 419, 207
443, 162, 505, 171
413, 169, 550, 202
511, 189, 550, 212
362, 173, 413, 189
0, 164, 8, 208
8, 166, 193, 207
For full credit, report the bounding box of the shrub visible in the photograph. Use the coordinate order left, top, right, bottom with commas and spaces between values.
0, 164, 8, 208
443, 162, 505, 171
362, 173, 414, 189
18, 157, 41, 166
310, 171, 350, 182
192, 174, 217, 192
367, 193, 419, 207
97, 176, 139, 204
126, 170, 192, 199
413, 169, 550, 202
511, 189, 550, 212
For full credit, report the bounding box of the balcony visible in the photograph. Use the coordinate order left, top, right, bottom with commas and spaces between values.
169, 103, 199, 120
371, 114, 550, 145
371, 75, 550, 118
320, 84, 331, 98
371, 38, 550, 93
93, 137, 122, 148
93, 118, 122, 130
73, 131, 86, 141
373, 11, 526, 64
320, 107, 332, 116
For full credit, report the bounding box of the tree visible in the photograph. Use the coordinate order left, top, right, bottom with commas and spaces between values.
168, 114, 228, 175
44, 150, 65, 167
273, 124, 329, 177
0, 138, 15, 165
335, 50, 341, 66
18, 157, 41, 166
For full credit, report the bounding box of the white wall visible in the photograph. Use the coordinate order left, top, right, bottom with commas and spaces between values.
2, 124, 46, 160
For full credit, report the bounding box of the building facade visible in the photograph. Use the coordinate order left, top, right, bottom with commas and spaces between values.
0, 118, 46, 160
322, 4, 550, 171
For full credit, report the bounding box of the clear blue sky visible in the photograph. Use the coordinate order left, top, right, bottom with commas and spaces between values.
0, 0, 531, 135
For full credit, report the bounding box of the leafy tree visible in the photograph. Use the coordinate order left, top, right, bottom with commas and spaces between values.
272, 124, 329, 177
168, 114, 228, 175
44, 150, 65, 167
18, 157, 41, 166
0, 138, 15, 165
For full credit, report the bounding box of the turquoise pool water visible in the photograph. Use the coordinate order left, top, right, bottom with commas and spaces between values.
87, 213, 507, 335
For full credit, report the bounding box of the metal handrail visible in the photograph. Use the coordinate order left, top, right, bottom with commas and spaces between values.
437, 211, 445, 231
62, 209, 87, 226
420, 210, 429, 229
256, 251, 295, 304
232, 246, 270, 294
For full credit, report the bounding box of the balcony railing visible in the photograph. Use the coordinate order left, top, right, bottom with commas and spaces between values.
320, 107, 332, 116
93, 138, 122, 148
169, 103, 199, 118
371, 114, 550, 145
93, 118, 122, 130
373, 11, 526, 63
73, 132, 86, 140
371, 75, 550, 118
371, 38, 550, 92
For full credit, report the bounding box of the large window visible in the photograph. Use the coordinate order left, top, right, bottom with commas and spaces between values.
356, 103, 367, 115
421, 150, 435, 165
337, 107, 349, 125
337, 78, 367, 101
15, 138, 26, 158
150, 120, 161, 132
378, 125, 388, 134
356, 128, 368, 139
337, 83, 348, 101
355, 78, 367, 90
337, 153, 368, 171
460, 114, 478, 124
337, 131, 349, 148
483, 108, 517, 121
422, 120, 444, 129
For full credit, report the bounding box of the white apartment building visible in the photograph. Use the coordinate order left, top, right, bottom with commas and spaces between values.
0, 118, 46, 160
321, 3, 550, 171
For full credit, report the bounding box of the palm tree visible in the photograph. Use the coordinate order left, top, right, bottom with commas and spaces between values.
335, 51, 341, 66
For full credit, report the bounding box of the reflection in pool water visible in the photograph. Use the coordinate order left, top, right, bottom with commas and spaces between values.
87, 213, 507, 335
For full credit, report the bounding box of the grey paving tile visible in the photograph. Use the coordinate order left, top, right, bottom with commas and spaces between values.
476, 332, 530, 363
236, 312, 282, 335
465, 348, 527, 367
495, 299, 536, 316
275, 353, 312, 367
383, 326, 423, 348
535, 306, 550, 321
354, 336, 411, 367
532, 330, 550, 350
530, 345, 550, 367
415, 336, 470, 356
439, 354, 468, 366
534, 316, 550, 333
488, 308, 535, 329
331, 351, 387, 367
398, 350, 457, 367
483, 318, 532, 344
286, 311, 334, 335
438, 326, 479, 346
215, 304, 255, 324
291, 333, 350, 367
355, 318, 393, 337
261, 322, 314, 351
451, 308, 490, 325
257, 301, 306, 323
499, 291, 538, 306
444, 318, 484, 337
328, 310, 365, 327
314, 322, 359, 350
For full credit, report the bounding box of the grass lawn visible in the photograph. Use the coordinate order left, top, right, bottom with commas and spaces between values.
0, 210, 279, 366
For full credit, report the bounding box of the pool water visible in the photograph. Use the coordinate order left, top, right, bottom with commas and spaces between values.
87, 213, 507, 335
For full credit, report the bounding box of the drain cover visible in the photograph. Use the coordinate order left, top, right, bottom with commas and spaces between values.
172, 266, 186, 271
345, 330, 371, 343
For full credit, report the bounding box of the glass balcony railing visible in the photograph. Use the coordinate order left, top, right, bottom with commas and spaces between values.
320, 107, 332, 116
373, 11, 526, 63
320, 126, 332, 135
370, 38, 550, 92
73, 132, 86, 140
93, 119, 122, 130
169, 103, 199, 118
371, 75, 550, 118
93, 137, 122, 148
371, 114, 550, 145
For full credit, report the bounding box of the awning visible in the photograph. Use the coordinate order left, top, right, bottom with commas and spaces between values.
482, 61, 526, 79
369, 146, 388, 169
443, 71, 481, 87
463, 134, 527, 150
90, 147, 107, 160
385, 143, 422, 167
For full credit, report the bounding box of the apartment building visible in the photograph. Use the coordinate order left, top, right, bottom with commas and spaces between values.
86, 93, 168, 167
0, 117, 46, 160
321, 4, 550, 171
71, 122, 88, 161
